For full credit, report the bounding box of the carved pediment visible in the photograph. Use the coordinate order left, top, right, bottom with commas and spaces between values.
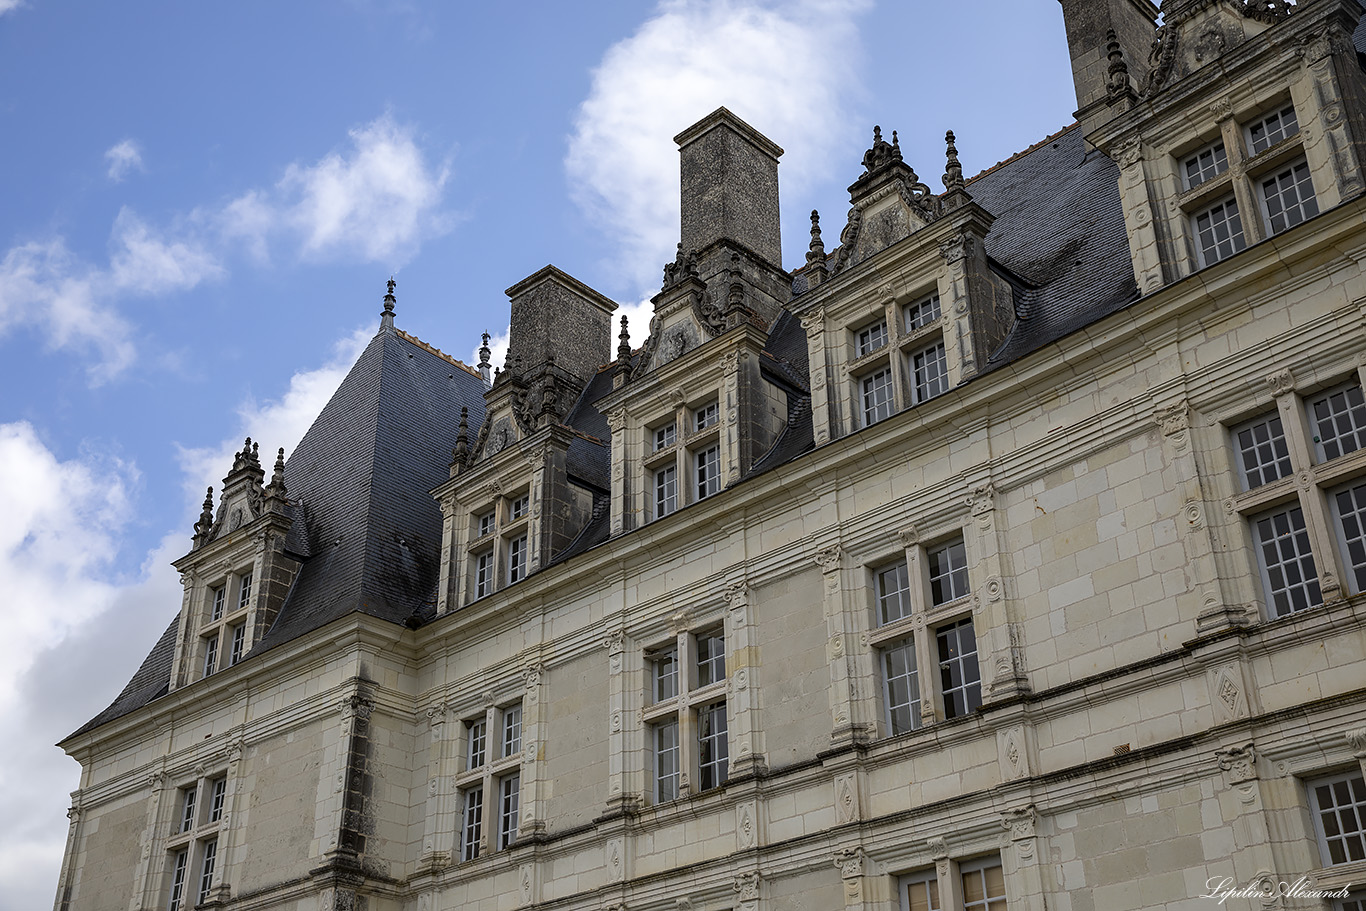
1144, 1, 1289, 95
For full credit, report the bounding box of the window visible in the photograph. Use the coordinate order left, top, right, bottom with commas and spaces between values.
1333, 481, 1366, 594
467, 717, 487, 769
1252, 505, 1321, 617
228, 624, 246, 666
872, 533, 978, 733
197, 839, 217, 905
862, 367, 895, 426
1309, 772, 1366, 865
654, 422, 677, 451
651, 646, 679, 702
643, 626, 728, 802
905, 294, 942, 332
1248, 104, 1299, 155
209, 586, 225, 622
235, 572, 252, 612
937, 617, 982, 719
462, 788, 484, 861
1234, 414, 1293, 490
857, 319, 889, 356
652, 720, 680, 802
1261, 160, 1318, 234
501, 704, 522, 758
694, 401, 718, 431
1183, 140, 1228, 189
510, 494, 529, 521
882, 636, 921, 735
900, 857, 1007, 911
498, 774, 520, 849
167, 849, 188, 911
507, 534, 527, 584
695, 445, 720, 500
697, 701, 729, 790
1309, 382, 1366, 462
655, 465, 678, 518
696, 629, 726, 687
928, 538, 970, 606
477, 511, 494, 537
911, 341, 949, 403
473, 550, 494, 599
166, 773, 227, 911
202, 635, 219, 678
877, 562, 912, 625
1192, 196, 1247, 266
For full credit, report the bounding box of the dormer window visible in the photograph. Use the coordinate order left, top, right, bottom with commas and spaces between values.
909, 340, 948, 404
1247, 104, 1298, 155
1192, 196, 1246, 267
855, 319, 889, 357
197, 568, 253, 680
654, 422, 677, 452
904, 294, 941, 332
1260, 161, 1318, 234
860, 367, 895, 426
1183, 140, 1228, 189
693, 401, 718, 431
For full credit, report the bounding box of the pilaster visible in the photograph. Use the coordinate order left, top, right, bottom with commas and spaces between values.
723, 581, 766, 777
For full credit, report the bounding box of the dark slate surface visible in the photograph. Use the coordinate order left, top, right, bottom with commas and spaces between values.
759, 309, 811, 393
562, 367, 614, 490
551, 489, 612, 564
69, 616, 177, 737
747, 394, 814, 477
78, 326, 488, 734
965, 125, 1138, 365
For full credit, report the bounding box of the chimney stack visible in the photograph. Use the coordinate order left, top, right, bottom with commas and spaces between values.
1058, 0, 1158, 134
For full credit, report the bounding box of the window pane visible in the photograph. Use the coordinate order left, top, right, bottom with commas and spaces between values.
655, 465, 678, 517
654, 422, 676, 451
696, 445, 720, 500
652, 647, 679, 702
698, 701, 729, 789
202, 635, 218, 678
210, 586, 225, 622
697, 631, 726, 686
1235, 415, 1293, 489
929, 538, 970, 606
877, 562, 911, 625
882, 637, 921, 735
906, 876, 942, 911
197, 838, 217, 903
654, 720, 679, 802
861, 368, 895, 425
1253, 506, 1321, 617
498, 774, 520, 849
229, 624, 246, 666
179, 788, 197, 833
962, 861, 1008, 911
167, 848, 188, 911
1262, 160, 1317, 234
1312, 773, 1366, 866
937, 618, 982, 719
507, 534, 528, 584
1184, 141, 1228, 188
1193, 197, 1247, 266
502, 704, 522, 757
856, 319, 888, 356
474, 551, 494, 598
462, 788, 484, 861
905, 294, 942, 332
1310, 383, 1366, 461
236, 573, 252, 611
913, 341, 948, 402
694, 402, 718, 430
208, 778, 226, 823
467, 719, 487, 768
1335, 483, 1366, 594
1248, 104, 1299, 154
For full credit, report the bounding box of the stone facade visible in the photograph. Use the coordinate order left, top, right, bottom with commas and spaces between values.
55, 5, 1366, 911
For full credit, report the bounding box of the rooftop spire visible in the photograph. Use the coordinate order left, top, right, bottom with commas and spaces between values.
452, 406, 469, 475
381, 277, 397, 330
193, 486, 215, 547
617, 315, 631, 363
478, 332, 492, 388
805, 209, 830, 289
1105, 29, 1136, 106
941, 130, 972, 211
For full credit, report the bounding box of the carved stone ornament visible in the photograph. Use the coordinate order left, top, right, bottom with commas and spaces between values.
968, 483, 996, 516
813, 546, 842, 573
1346, 728, 1366, 757
1265, 368, 1295, 397
927, 835, 949, 859
425, 702, 449, 723
801, 308, 826, 339
738, 803, 756, 849
603, 631, 625, 655
733, 872, 761, 902
833, 847, 864, 878
938, 233, 971, 265
341, 694, 375, 720
1002, 805, 1037, 840
1209, 98, 1234, 121
1155, 401, 1190, 436
1217, 743, 1258, 784
724, 581, 750, 608
1115, 138, 1143, 170
897, 526, 919, 547
523, 664, 543, 689
605, 409, 629, 434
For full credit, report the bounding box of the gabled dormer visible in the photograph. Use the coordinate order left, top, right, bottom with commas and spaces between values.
434, 267, 616, 614
596, 108, 798, 536
793, 128, 1013, 445
169, 439, 303, 689
1068, 0, 1366, 293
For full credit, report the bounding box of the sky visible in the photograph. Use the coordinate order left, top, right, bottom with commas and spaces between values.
0, 2, 1077, 907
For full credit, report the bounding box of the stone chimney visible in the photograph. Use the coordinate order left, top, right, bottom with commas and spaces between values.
1058, 0, 1158, 134
504, 265, 617, 389
675, 107, 784, 270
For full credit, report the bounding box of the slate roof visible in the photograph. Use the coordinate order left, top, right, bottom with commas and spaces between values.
80, 118, 1136, 738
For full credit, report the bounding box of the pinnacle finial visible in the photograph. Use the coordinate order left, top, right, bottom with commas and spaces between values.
1106, 28, 1133, 102
381, 277, 397, 329
274, 446, 285, 474
873, 125, 882, 144
453, 406, 469, 471
617, 315, 632, 363
193, 485, 216, 546
944, 130, 965, 192
807, 209, 827, 268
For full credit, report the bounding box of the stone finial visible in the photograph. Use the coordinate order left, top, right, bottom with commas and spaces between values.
193, 486, 215, 546
477, 332, 492, 388
861, 125, 903, 174
1106, 28, 1135, 104
381, 277, 397, 330
452, 406, 469, 473
232, 437, 254, 472
617, 315, 631, 363
807, 209, 827, 267
944, 131, 964, 192
251, 441, 259, 465
268, 446, 287, 492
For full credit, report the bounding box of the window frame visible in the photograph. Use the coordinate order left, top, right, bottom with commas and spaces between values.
1308, 770, 1366, 867
454, 696, 527, 861
641, 622, 729, 803
1191, 194, 1247, 268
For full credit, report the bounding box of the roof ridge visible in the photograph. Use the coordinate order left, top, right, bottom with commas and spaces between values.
965, 122, 1079, 185
394, 328, 482, 378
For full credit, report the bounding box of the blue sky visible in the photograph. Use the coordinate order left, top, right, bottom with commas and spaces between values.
0, 1, 1076, 906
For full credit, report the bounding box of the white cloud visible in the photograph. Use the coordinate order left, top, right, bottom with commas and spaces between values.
104, 140, 144, 182
566, 0, 869, 290
0, 0, 23, 15
221, 115, 452, 266
176, 326, 373, 499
